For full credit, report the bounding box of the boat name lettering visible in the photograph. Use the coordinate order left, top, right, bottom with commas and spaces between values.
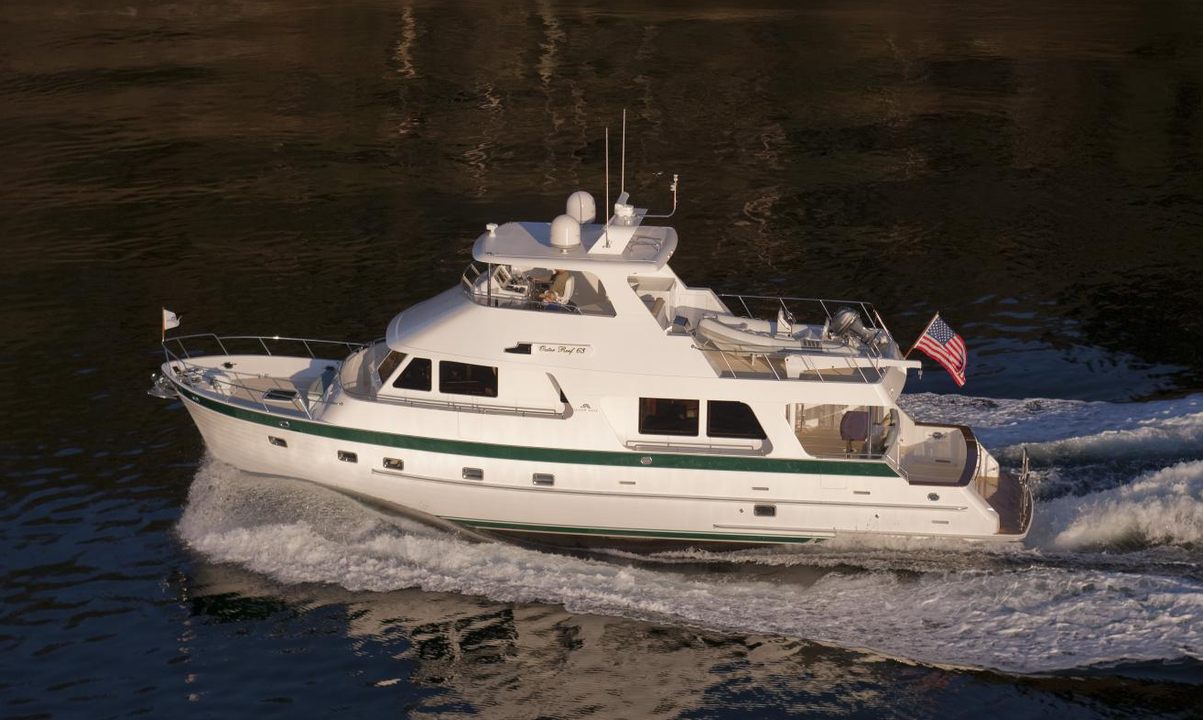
536, 343, 590, 356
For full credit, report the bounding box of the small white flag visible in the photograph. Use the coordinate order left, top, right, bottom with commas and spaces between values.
162, 308, 181, 340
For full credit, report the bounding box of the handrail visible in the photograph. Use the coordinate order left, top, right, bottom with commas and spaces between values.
164, 333, 366, 360
691, 343, 884, 384
160, 333, 366, 420
470, 293, 585, 315
164, 357, 328, 420
348, 389, 566, 419
1016, 447, 1034, 534
711, 293, 896, 374
624, 438, 767, 455
717, 293, 884, 334
882, 437, 909, 481
717, 292, 881, 310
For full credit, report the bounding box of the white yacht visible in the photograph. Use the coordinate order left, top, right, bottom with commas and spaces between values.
153, 185, 1032, 550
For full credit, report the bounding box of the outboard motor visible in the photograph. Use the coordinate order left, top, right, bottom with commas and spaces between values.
830, 306, 884, 349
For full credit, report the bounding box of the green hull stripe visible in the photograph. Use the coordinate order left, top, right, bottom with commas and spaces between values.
449, 517, 823, 545
177, 383, 897, 477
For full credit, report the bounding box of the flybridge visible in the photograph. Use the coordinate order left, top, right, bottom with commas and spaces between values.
472, 189, 679, 271
476, 109, 681, 270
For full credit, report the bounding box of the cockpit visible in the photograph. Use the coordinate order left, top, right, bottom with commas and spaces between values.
461, 262, 616, 316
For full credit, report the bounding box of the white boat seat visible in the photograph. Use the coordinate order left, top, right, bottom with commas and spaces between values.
649, 297, 668, 327
539, 270, 575, 306
550, 270, 574, 300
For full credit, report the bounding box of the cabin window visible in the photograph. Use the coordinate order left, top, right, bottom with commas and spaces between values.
393, 357, 432, 391
708, 401, 766, 439
639, 398, 699, 436
377, 351, 406, 385
440, 361, 498, 397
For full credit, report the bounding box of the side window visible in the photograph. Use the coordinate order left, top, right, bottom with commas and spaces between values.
440, 361, 498, 397
377, 351, 406, 385
639, 398, 699, 436
393, 357, 432, 391
708, 401, 766, 439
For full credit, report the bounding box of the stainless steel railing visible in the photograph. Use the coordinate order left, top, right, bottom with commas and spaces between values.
163, 333, 366, 361
160, 333, 367, 420
704, 293, 900, 380
691, 340, 885, 384
717, 293, 894, 349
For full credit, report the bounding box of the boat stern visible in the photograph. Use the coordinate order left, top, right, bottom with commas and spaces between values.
976, 446, 1034, 539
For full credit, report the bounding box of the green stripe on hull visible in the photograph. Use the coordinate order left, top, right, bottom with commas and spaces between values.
448, 517, 825, 545
176, 382, 898, 477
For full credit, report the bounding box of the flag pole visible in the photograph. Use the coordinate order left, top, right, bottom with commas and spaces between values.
904, 312, 940, 359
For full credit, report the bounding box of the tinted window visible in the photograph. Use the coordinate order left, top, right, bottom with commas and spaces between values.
377, 351, 406, 385
439, 361, 498, 397
639, 398, 699, 436
708, 401, 766, 439
393, 357, 431, 391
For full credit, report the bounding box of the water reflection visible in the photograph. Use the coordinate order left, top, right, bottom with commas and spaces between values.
178, 559, 1198, 718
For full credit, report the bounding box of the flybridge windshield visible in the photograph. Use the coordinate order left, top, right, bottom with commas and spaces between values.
460, 262, 616, 317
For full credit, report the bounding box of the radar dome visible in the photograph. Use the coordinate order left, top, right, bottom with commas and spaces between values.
566, 191, 596, 224
550, 214, 581, 248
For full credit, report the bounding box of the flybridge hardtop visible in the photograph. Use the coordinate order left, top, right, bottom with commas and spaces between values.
473, 192, 677, 269
153, 179, 1032, 551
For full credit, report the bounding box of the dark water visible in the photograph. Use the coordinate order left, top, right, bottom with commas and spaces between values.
3, 0, 1203, 717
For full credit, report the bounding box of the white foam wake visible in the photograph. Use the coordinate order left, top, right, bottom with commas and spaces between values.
900, 392, 1203, 461
1030, 460, 1203, 551
178, 459, 1203, 674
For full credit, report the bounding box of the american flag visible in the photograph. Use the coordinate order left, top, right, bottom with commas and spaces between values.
913, 314, 967, 387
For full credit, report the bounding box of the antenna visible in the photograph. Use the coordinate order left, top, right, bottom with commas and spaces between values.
604, 126, 611, 247
620, 109, 627, 196
644, 174, 680, 219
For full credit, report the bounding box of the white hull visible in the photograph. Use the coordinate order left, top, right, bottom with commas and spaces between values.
174, 373, 1027, 548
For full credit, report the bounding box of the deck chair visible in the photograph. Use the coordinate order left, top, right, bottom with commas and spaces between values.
840, 410, 869, 456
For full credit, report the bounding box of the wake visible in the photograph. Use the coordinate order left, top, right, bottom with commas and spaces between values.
178, 392, 1203, 674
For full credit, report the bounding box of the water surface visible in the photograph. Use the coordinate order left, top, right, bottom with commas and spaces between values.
2, 0, 1202, 717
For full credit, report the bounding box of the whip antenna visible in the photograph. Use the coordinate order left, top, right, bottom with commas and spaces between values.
620, 109, 627, 195
604, 126, 610, 247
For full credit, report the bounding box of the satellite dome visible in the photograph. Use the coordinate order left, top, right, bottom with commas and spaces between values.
566, 191, 596, 224
550, 214, 581, 248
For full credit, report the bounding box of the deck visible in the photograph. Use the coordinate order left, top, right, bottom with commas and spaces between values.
975, 471, 1031, 536
700, 348, 883, 382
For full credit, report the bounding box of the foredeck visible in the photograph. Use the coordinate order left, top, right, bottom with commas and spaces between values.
160, 333, 360, 420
